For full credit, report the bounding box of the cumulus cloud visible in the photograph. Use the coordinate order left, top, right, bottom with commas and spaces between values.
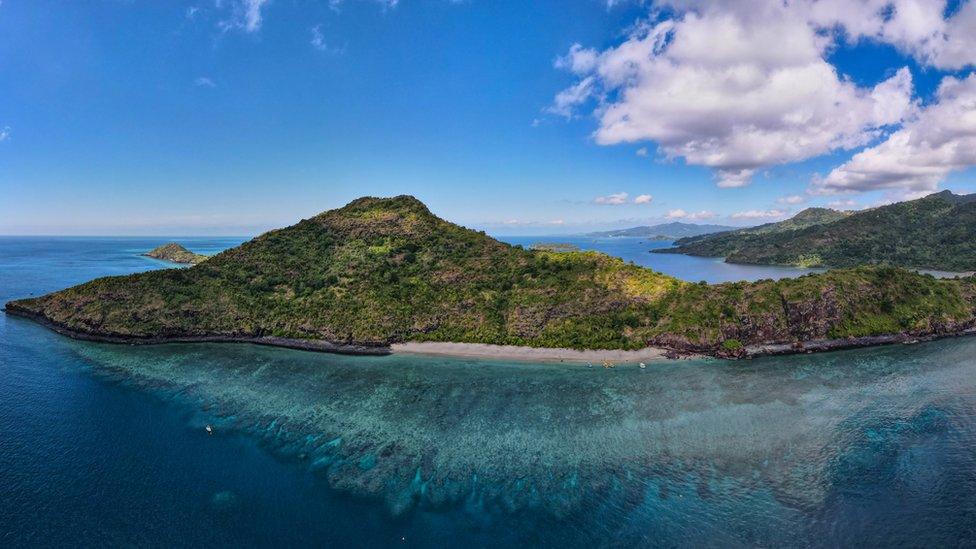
635, 147, 648, 157
552, 1, 917, 187
548, 76, 596, 118
193, 76, 216, 88
633, 194, 653, 204
730, 209, 788, 220
815, 73, 976, 196
777, 195, 805, 205
0, 126, 9, 142
594, 192, 629, 205
666, 209, 716, 220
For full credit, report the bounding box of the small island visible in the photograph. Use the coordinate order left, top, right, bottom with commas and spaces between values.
143, 243, 208, 265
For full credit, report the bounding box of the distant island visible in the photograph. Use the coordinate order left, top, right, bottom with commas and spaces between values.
5, 195, 976, 360
143, 243, 208, 265
587, 221, 736, 240
659, 191, 976, 271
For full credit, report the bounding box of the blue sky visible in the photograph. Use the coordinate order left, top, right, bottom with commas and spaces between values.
2, 0, 975, 235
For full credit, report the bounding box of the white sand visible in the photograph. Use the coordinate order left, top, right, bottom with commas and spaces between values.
391, 341, 687, 363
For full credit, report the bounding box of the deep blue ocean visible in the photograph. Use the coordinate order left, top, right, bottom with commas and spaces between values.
2, 236, 976, 547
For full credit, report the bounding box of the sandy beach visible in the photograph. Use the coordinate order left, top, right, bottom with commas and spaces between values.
391, 341, 686, 363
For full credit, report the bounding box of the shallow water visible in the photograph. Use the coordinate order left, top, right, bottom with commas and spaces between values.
2, 237, 976, 546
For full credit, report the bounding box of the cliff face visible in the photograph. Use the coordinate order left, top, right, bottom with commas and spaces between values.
143, 243, 208, 265
6, 196, 976, 358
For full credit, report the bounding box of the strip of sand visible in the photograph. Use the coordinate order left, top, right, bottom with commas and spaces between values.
391, 341, 687, 363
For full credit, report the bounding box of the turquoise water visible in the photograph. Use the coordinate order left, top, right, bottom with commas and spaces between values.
2, 237, 976, 546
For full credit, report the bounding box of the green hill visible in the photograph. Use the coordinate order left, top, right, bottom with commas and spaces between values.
6, 195, 976, 358
659, 192, 976, 271
657, 207, 850, 262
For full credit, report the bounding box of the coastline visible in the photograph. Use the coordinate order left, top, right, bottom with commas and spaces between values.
391, 341, 685, 363
6, 303, 976, 362
2, 305, 391, 356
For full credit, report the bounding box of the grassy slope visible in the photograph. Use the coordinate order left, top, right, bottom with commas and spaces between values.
7, 196, 976, 355
661, 192, 976, 271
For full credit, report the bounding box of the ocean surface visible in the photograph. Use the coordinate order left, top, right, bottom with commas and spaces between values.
498, 235, 825, 283
2, 236, 976, 547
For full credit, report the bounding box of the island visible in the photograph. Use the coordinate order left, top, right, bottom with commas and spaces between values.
658, 191, 976, 271
5, 195, 976, 359
143, 242, 209, 265
587, 221, 735, 240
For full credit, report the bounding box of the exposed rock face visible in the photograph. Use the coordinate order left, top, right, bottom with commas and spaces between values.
143, 243, 208, 265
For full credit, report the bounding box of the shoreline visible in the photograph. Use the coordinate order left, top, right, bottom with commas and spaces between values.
6, 304, 976, 362
391, 341, 686, 363
2, 306, 391, 356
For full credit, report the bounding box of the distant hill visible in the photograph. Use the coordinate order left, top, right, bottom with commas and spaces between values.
660, 208, 851, 259
143, 243, 208, 265
659, 191, 976, 271
588, 222, 736, 240
7, 195, 976, 358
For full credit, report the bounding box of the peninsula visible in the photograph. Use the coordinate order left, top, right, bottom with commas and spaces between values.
143, 243, 208, 265
659, 191, 976, 271
6, 196, 976, 359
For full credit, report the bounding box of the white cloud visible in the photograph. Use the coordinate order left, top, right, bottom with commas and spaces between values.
548, 76, 595, 118
730, 208, 788, 220
815, 73, 976, 196
594, 192, 629, 205
193, 77, 216, 88
827, 199, 858, 209
552, 1, 917, 187
777, 195, 805, 205
0, 126, 9, 142
635, 147, 649, 157
219, 0, 270, 33
309, 25, 343, 53
633, 194, 653, 204
666, 208, 716, 220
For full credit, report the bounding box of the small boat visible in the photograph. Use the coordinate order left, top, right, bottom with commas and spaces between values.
205, 425, 214, 435
586, 362, 593, 368
639, 362, 646, 369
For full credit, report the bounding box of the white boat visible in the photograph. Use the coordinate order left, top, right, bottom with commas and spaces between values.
205, 425, 213, 435
639, 362, 646, 369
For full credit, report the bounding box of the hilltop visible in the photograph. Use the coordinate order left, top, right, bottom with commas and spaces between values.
143, 243, 208, 265
659, 192, 976, 271
6, 195, 976, 358
656, 207, 850, 262
587, 222, 735, 240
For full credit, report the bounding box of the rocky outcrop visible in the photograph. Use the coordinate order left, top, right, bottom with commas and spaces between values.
143, 243, 208, 265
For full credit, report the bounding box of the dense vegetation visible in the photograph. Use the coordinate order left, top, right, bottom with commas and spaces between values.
7, 196, 976, 356
588, 221, 735, 240
659, 192, 976, 271
143, 243, 209, 265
